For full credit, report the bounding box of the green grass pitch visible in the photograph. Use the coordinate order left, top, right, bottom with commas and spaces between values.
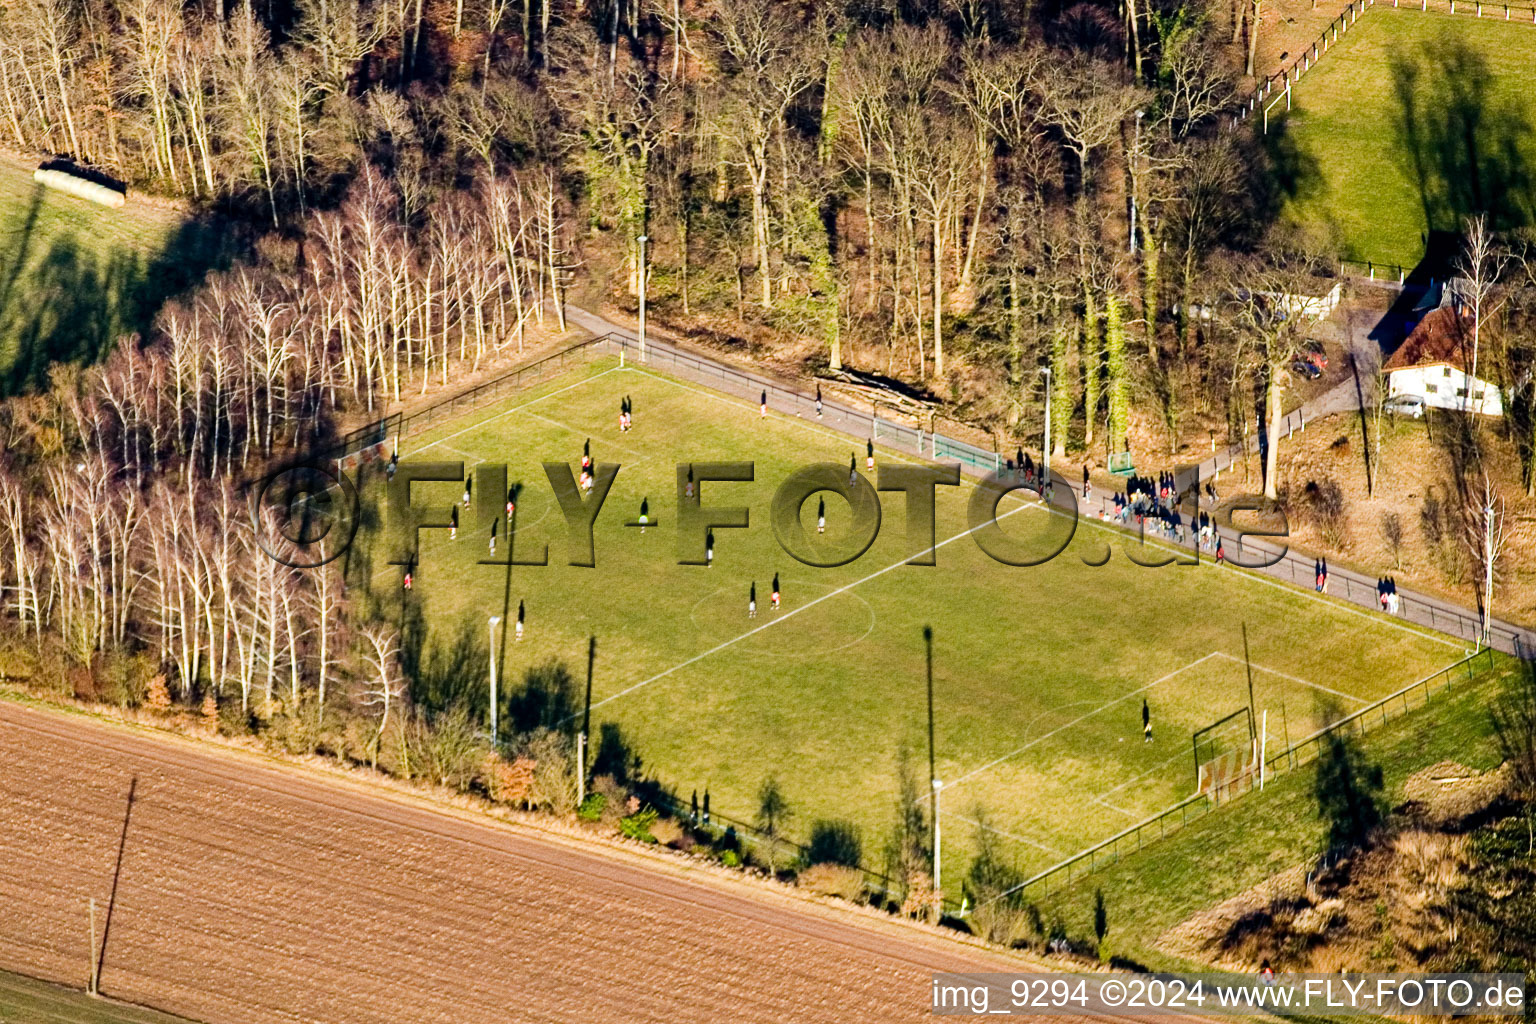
1267, 10, 1536, 267
349, 356, 1464, 878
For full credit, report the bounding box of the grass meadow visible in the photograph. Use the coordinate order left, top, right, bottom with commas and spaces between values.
0, 969, 199, 1024
346, 357, 1465, 879
0, 156, 232, 394
1267, 9, 1536, 268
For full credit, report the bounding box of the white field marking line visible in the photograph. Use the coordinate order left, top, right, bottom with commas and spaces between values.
1034, 490, 1464, 652
404, 365, 623, 457
942, 811, 1064, 857
436, 443, 484, 465
1093, 746, 1194, 803
686, 580, 878, 659
584, 498, 1041, 716
513, 406, 653, 462
617, 365, 937, 471
1093, 794, 1138, 819
1213, 651, 1369, 704
647, 349, 1462, 654
943, 652, 1224, 792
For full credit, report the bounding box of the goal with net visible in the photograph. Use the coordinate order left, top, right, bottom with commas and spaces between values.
1193, 707, 1259, 803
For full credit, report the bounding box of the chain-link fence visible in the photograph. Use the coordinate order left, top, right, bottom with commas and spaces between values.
345, 328, 1532, 656
999, 645, 1502, 904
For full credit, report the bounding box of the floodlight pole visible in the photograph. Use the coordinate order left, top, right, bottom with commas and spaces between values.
637, 234, 649, 362
87, 897, 99, 996
1259, 710, 1268, 789
488, 616, 501, 745
580, 636, 595, 803
1243, 621, 1256, 740
932, 779, 943, 896
924, 625, 938, 895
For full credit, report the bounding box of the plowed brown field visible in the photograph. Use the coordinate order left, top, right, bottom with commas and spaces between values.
0, 701, 1132, 1024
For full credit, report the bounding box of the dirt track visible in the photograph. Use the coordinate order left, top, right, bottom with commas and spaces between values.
0, 701, 1134, 1024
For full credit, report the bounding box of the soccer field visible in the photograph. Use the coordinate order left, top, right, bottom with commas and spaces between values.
1268, 9, 1536, 268
349, 356, 1463, 878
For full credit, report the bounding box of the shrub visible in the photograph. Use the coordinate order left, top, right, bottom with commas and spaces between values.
589, 773, 628, 825
577, 792, 607, 821
901, 870, 940, 923
650, 816, 685, 847
421, 704, 485, 790
145, 674, 171, 713
263, 691, 335, 756
1303, 477, 1348, 546
1379, 511, 1404, 569
521, 729, 577, 815
968, 900, 1038, 949
798, 863, 865, 902
619, 807, 660, 843
964, 809, 1034, 945
95, 650, 154, 708
805, 818, 863, 869
719, 848, 741, 868
483, 752, 535, 806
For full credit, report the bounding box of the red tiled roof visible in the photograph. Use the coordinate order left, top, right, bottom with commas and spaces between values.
1383, 307, 1472, 373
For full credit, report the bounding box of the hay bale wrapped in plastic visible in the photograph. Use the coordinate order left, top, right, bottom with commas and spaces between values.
32, 167, 126, 209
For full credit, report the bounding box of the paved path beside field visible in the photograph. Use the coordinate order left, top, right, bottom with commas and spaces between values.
563, 304, 1533, 657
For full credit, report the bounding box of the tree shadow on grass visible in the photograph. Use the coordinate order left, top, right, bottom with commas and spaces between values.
0, 184, 239, 396
1389, 38, 1536, 243
401, 609, 487, 719
1261, 111, 1325, 211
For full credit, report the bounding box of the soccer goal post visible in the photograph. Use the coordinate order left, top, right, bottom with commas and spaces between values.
1192, 707, 1258, 801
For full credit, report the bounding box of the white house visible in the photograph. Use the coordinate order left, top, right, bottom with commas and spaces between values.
1382, 306, 1504, 416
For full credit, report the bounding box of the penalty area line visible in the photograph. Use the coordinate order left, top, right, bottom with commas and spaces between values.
1213, 651, 1369, 704
404, 364, 624, 457
943, 651, 1224, 792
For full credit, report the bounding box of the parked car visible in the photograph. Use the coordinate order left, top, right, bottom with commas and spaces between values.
1290, 359, 1323, 380
1384, 395, 1427, 419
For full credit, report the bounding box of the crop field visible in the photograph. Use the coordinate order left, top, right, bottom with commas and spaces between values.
0, 155, 230, 394
0, 701, 1035, 1024
1267, 9, 1536, 268
347, 356, 1466, 878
